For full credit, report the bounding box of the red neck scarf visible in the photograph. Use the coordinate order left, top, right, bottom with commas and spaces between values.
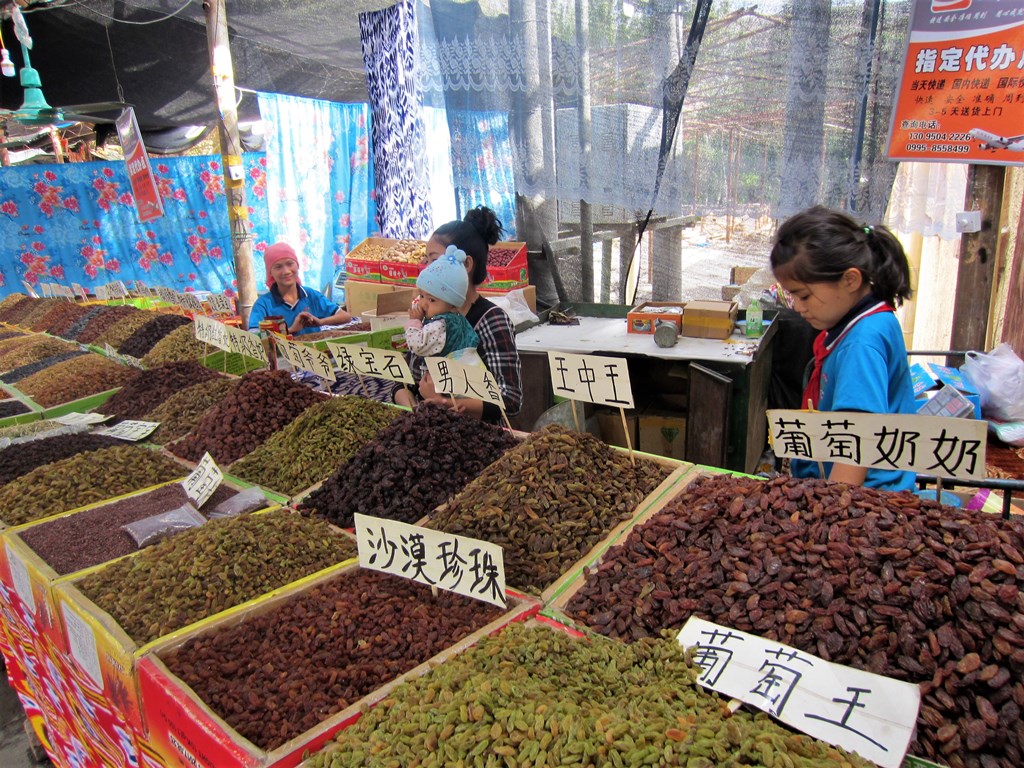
802, 301, 894, 410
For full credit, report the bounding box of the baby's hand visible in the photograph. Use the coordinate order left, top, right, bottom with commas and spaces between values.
409, 297, 424, 320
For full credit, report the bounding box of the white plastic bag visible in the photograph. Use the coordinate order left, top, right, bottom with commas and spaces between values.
486, 288, 539, 326
961, 343, 1024, 422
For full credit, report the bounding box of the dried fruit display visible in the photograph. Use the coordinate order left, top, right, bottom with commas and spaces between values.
29, 301, 89, 333
427, 424, 671, 592
306, 622, 874, 768
229, 395, 400, 496
18, 482, 240, 575
566, 473, 1024, 768
76, 510, 357, 644
102, 361, 222, 420
0, 399, 30, 418
76, 305, 145, 345
162, 569, 504, 751
0, 444, 186, 526
141, 323, 207, 366
300, 403, 519, 527
61, 306, 105, 341
14, 299, 66, 329
16, 354, 138, 407
383, 239, 427, 264
1, 350, 88, 384
117, 313, 192, 358
144, 378, 237, 445
90, 309, 153, 349
0, 294, 30, 319
299, 322, 372, 341
0, 432, 122, 485
169, 370, 326, 464
0, 335, 74, 372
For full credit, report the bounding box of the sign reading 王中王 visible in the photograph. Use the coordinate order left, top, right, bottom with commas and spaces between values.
354, 513, 506, 607
546, 351, 634, 408
327, 342, 413, 385
678, 617, 920, 768
886, 0, 1024, 165
767, 409, 986, 480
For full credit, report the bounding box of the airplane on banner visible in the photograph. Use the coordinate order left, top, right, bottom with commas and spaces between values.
968, 128, 1024, 152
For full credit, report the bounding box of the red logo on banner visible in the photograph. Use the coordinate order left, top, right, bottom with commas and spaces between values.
931, 0, 971, 11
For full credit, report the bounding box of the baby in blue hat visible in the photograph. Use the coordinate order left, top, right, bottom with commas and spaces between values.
405, 245, 480, 357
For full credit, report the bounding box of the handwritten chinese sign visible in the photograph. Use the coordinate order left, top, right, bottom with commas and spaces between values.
767, 410, 986, 480
177, 292, 204, 313
97, 420, 160, 442
206, 293, 234, 315
887, 0, 1024, 165
425, 357, 505, 410
547, 351, 634, 408
193, 315, 232, 353
227, 326, 268, 364
182, 452, 223, 508
327, 342, 413, 385
354, 513, 506, 607
54, 412, 111, 426
678, 617, 919, 768
277, 337, 336, 382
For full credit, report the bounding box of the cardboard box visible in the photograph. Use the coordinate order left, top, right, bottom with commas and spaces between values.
483, 241, 529, 290
730, 266, 761, 285
136, 569, 540, 768
626, 302, 686, 334
638, 409, 687, 461
910, 361, 981, 418
343, 280, 408, 318
597, 409, 638, 450
682, 300, 737, 339
721, 285, 741, 302
380, 260, 426, 286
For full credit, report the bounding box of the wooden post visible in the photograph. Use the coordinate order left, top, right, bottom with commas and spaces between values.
949, 164, 1005, 367
576, 0, 593, 303
204, 0, 258, 329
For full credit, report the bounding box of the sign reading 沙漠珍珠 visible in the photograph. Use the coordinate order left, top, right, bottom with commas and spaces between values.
425, 356, 505, 411
767, 409, 986, 480
327, 342, 413, 385
354, 513, 506, 608
678, 617, 920, 768
546, 351, 634, 409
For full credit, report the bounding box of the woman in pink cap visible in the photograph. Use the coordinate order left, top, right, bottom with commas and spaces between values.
247, 242, 351, 335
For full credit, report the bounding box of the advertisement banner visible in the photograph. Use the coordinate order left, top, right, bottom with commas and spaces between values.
887, 0, 1024, 165
114, 107, 166, 222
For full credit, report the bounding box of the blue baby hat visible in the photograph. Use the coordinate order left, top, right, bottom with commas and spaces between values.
416, 245, 470, 307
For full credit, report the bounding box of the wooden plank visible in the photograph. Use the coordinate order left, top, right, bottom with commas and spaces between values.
949, 164, 1006, 366
999, 176, 1024, 353
685, 362, 732, 467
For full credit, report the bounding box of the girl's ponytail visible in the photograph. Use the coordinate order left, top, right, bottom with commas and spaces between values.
865, 224, 912, 307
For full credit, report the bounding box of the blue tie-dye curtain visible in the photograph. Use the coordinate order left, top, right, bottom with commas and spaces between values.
0, 154, 273, 298
255, 93, 378, 293
447, 109, 517, 236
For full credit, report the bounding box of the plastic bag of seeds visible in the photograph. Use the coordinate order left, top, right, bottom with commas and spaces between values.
122, 503, 206, 547
208, 487, 268, 518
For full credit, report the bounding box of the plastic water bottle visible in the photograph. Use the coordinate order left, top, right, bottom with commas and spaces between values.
745, 299, 763, 338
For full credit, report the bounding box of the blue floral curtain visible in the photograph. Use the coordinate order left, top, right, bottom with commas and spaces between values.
255, 93, 378, 293
359, 0, 434, 239
447, 109, 517, 236
0, 154, 273, 299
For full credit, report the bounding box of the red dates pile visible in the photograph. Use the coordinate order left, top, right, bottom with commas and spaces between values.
566, 474, 1024, 768
169, 369, 326, 464
487, 247, 520, 267
300, 403, 519, 527
161, 569, 504, 750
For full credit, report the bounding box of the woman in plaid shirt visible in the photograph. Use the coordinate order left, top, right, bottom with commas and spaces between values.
394, 207, 523, 423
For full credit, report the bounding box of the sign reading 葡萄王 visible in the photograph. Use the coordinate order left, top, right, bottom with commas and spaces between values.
886, 0, 1024, 165
547, 351, 634, 408
678, 617, 920, 768
354, 513, 506, 607
327, 342, 414, 385
277, 337, 336, 382
767, 409, 986, 480
425, 356, 505, 410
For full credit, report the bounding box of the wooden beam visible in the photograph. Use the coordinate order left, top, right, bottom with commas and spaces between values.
949, 164, 1005, 365
1000, 179, 1024, 353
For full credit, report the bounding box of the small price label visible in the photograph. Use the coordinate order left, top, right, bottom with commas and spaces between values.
97, 420, 160, 441
54, 412, 111, 426
182, 452, 223, 508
